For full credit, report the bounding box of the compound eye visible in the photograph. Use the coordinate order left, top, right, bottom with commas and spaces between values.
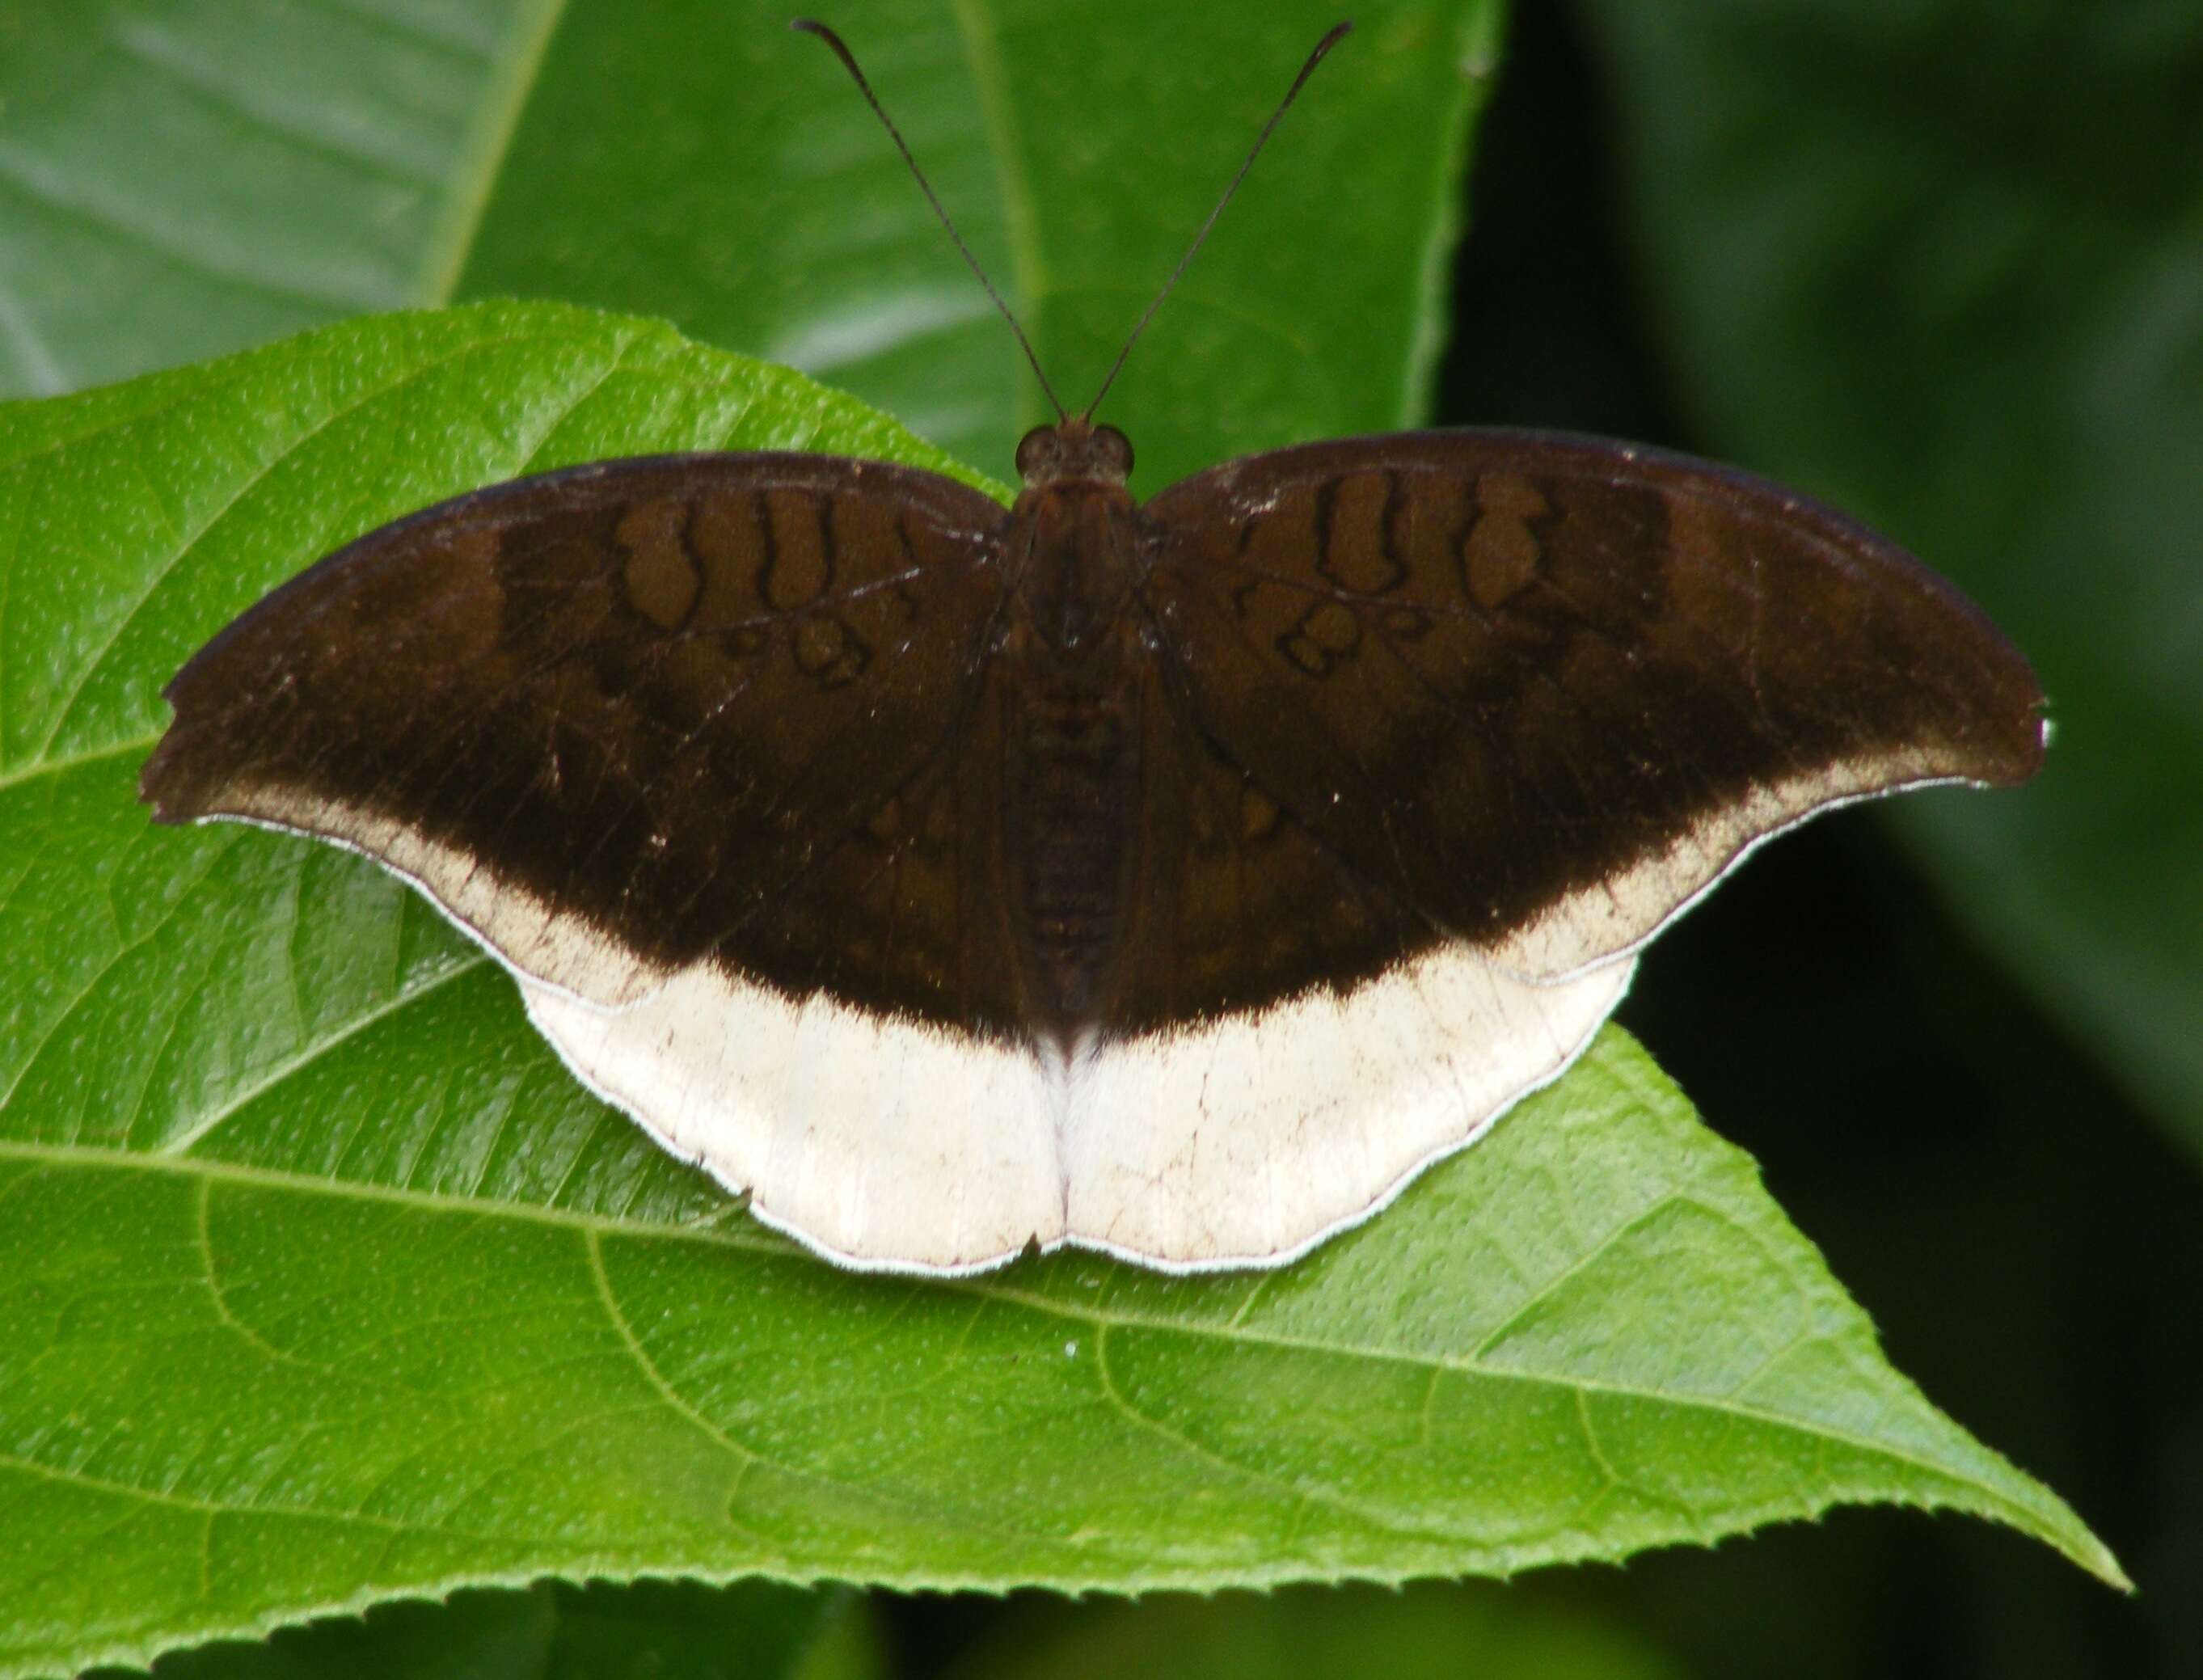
1093, 424, 1134, 478
1015, 425, 1059, 482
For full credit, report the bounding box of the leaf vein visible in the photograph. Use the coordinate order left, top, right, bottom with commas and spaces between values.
156, 953, 483, 1159
1090, 1321, 1430, 1545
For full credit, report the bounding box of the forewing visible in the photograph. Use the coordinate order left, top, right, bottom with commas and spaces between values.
1140, 429, 2045, 982
142, 453, 1019, 1027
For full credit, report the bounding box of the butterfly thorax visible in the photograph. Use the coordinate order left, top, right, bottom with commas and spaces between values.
1005, 418, 1142, 654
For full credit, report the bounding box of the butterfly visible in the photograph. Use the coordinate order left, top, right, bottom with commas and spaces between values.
140, 23, 2045, 1276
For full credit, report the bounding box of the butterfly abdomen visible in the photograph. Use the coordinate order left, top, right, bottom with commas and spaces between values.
998, 639, 1148, 1035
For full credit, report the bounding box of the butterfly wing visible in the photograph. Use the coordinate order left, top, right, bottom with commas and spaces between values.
141, 427, 2046, 1278
1138, 428, 2045, 986
1036, 427, 2045, 1269
142, 453, 1022, 1025
145, 451, 1104, 1272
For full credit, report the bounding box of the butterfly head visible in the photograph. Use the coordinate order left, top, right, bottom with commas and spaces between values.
1015, 418, 1134, 488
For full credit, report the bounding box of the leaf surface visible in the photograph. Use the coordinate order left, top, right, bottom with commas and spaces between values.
0, 0, 561, 396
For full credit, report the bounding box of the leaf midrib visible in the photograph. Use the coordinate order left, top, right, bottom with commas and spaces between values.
419, 0, 573, 306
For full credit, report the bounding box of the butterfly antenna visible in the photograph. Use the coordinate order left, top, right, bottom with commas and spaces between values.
1082, 20, 1353, 422
793, 19, 1067, 423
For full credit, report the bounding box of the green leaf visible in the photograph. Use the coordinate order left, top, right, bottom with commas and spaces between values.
1572, 0, 2203, 1147
458, 0, 1497, 488
0, 306, 2121, 1680
0, 0, 563, 396
2, 0, 1492, 495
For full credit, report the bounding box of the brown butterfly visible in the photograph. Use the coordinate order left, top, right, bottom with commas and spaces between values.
140, 23, 2044, 1276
